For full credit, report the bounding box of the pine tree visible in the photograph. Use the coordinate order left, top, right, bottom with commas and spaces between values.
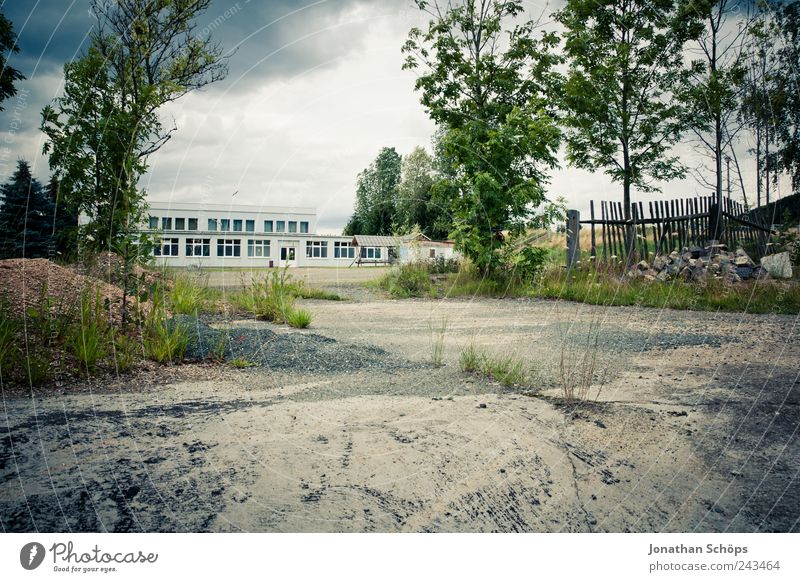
0, 161, 54, 259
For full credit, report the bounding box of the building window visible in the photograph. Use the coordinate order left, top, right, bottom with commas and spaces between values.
161, 217, 172, 230
247, 239, 270, 257
175, 217, 185, 230
276, 220, 285, 233
360, 247, 381, 259
233, 219, 243, 232
300, 221, 309, 234
306, 240, 328, 258
288, 221, 297, 233
264, 220, 273, 232
429, 248, 436, 258
220, 219, 230, 231
334, 241, 355, 259
246, 219, 255, 232
186, 238, 210, 257
208, 218, 218, 231
216, 239, 241, 257
148, 216, 158, 229
154, 238, 179, 256
188, 218, 198, 230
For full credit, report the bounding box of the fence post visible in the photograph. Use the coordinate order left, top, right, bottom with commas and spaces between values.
566, 209, 580, 271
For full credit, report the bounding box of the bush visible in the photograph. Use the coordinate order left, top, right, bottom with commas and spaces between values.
379, 263, 436, 298
25, 351, 50, 386
287, 308, 313, 329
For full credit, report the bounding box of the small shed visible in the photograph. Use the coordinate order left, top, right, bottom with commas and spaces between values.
351, 235, 401, 265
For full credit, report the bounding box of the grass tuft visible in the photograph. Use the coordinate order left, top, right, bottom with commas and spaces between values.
287, 308, 313, 329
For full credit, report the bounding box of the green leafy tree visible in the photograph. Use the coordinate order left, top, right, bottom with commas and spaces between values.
0, 161, 54, 259
0, 12, 25, 110
556, 0, 691, 252
344, 147, 402, 235
678, 0, 753, 234
403, 0, 561, 273
765, 2, 800, 195
41, 48, 153, 251
395, 146, 449, 238
45, 177, 80, 259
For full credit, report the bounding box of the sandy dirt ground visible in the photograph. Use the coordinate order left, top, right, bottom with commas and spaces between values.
1, 295, 798, 532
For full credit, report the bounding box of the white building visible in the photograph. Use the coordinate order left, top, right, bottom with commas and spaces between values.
141, 201, 457, 268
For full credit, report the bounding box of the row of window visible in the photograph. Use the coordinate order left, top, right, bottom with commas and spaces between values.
153, 238, 359, 259
148, 216, 310, 234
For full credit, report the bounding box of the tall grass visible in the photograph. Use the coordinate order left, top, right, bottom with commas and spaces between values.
168, 274, 218, 314
66, 291, 111, 374
0, 301, 19, 378
233, 269, 297, 323
143, 297, 189, 364
557, 315, 608, 402
429, 316, 448, 367
287, 308, 313, 329
458, 342, 533, 388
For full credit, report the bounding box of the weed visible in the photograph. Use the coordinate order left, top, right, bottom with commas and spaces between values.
429, 316, 448, 367
557, 313, 607, 402
292, 284, 344, 301
209, 332, 229, 362
287, 308, 313, 329
459, 341, 481, 373
25, 351, 50, 386
229, 357, 256, 368
459, 342, 533, 387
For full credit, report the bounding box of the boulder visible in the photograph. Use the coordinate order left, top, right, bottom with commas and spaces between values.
637, 260, 649, 271
653, 255, 669, 271
689, 246, 708, 259
735, 266, 753, 280
734, 249, 755, 267
761, 252, 793, 279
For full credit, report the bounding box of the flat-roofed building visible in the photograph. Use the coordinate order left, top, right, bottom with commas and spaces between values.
141, 201, 358, 268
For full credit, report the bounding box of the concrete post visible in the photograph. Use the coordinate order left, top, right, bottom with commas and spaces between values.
566, 209, 580, 271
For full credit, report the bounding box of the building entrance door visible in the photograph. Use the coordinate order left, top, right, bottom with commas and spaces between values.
280, 246, 296, 267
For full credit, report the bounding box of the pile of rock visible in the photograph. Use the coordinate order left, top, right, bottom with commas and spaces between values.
626, 248, 793, 283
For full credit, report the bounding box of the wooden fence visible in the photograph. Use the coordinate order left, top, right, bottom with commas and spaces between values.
566, 195, 775, 267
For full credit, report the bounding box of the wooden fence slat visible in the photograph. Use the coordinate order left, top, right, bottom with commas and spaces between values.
589, 200, 597, 259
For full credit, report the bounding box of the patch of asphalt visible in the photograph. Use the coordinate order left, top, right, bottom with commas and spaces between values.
543, 322, 737, 352
175, 314, 419, 374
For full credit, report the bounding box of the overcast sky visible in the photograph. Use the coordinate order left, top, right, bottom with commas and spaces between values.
0, 0, 784, 233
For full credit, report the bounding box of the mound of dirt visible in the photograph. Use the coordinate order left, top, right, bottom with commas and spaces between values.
0, 258, 147, 324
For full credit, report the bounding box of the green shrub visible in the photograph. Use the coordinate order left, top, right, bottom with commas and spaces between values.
235, 269, 297, 323
66, 291, 110, 374
379, 263, 436, 298
287, 308, 313, 329
209, 332, 229, 362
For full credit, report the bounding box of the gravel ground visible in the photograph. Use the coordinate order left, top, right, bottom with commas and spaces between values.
1, 295, 798, 533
